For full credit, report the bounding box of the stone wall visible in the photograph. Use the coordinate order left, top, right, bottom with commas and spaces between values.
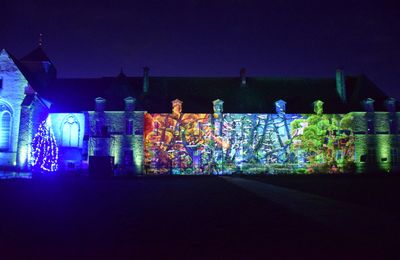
351, 111, 399, 133
87, 110, 144, 174
17, 95, 48, 170
351, 111, 400, 172
354, 134, 400, 173
0, 50, 29, 167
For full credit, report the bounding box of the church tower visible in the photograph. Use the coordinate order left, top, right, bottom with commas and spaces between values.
20, 37, 57, 90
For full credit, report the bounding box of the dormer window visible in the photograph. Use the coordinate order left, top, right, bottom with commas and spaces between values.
363, 98, 375, 112
385, 98, 396, 113
275, 99, 286, 114
313, 100, 324, 115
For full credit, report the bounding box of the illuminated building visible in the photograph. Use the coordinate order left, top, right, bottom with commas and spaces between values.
0, 46, 397, 174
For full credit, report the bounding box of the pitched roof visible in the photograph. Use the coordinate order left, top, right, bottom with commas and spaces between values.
8, 48, 389, 113
345, 74, 388, 111
21, 94, 51, 109
43, 77, 143, 112
20, 46, 52, 62
4, 50, 32, 81
40, 74, 388, 113
21, 94, 35, 106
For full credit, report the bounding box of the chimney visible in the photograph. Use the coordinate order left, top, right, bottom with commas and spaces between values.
124, 96, 136, 111
212, 99, 224, 119
240, 68, 247, 87
275, 99, 286, 114
385, 97, 396, 113
336, 69, 347, 103
363, 98, 375, 112
143, 67, 149, 94
95, 97, 106, 112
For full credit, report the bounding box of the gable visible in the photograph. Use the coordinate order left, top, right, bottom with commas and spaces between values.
0, 49, 29, 106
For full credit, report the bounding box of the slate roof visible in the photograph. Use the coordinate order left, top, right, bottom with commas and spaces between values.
20, 46, 52, 62
7, 51, 38, 85
6, 47, 390, 114
7, 48, 54, 92
21, 94, 35, 106
40, 74, 388, 113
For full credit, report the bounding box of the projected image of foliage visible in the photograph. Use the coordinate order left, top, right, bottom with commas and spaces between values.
144, 112, 354, 175
290, 113, 355, 173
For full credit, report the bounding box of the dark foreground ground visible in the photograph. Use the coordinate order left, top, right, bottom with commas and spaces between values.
0, 174, 399, 259
244, 174, 400, 215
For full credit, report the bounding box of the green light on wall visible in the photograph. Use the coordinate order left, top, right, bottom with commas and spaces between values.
133, 138, 143, 172
113, 138, 121, 165
377, 135, 391, 172
354, 135, 368, 173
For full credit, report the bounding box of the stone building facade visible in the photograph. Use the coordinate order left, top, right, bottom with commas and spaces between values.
0, 46, 398, 174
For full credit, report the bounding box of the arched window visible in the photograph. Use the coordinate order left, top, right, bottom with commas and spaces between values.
61, 115, 80, 147
126, 119, 133, 135
0, 102, 12, 151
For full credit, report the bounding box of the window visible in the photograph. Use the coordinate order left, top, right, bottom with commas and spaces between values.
61, 115, 80, 147
124, 150, 133, 166
367, 148, 376, 163
389, 119, 397, 134
101, 126, 108, 137
95, 120, 101, 136
95, 120, 108, 137
0, 102, 12, 151
126, 120, 133, 135
391, 149, 398, 165
0, 77, 3, 88
367, 120, 374, 134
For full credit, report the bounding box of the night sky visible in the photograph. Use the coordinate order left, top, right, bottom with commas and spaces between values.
2, 0, 400, 98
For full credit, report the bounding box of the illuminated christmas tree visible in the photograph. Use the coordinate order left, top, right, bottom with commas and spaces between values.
31, 118, 58, 172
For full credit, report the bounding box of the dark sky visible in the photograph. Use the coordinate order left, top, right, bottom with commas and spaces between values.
1, 0, 400, 99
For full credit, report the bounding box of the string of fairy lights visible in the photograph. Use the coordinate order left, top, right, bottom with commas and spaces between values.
30, 118, 58, 172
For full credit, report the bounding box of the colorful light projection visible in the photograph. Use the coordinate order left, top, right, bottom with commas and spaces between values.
219, 113, 302, 174
144, 113, 212, 174
290, 113, 355, 173
144, 112, 355, 175
30, 117, 59, 172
